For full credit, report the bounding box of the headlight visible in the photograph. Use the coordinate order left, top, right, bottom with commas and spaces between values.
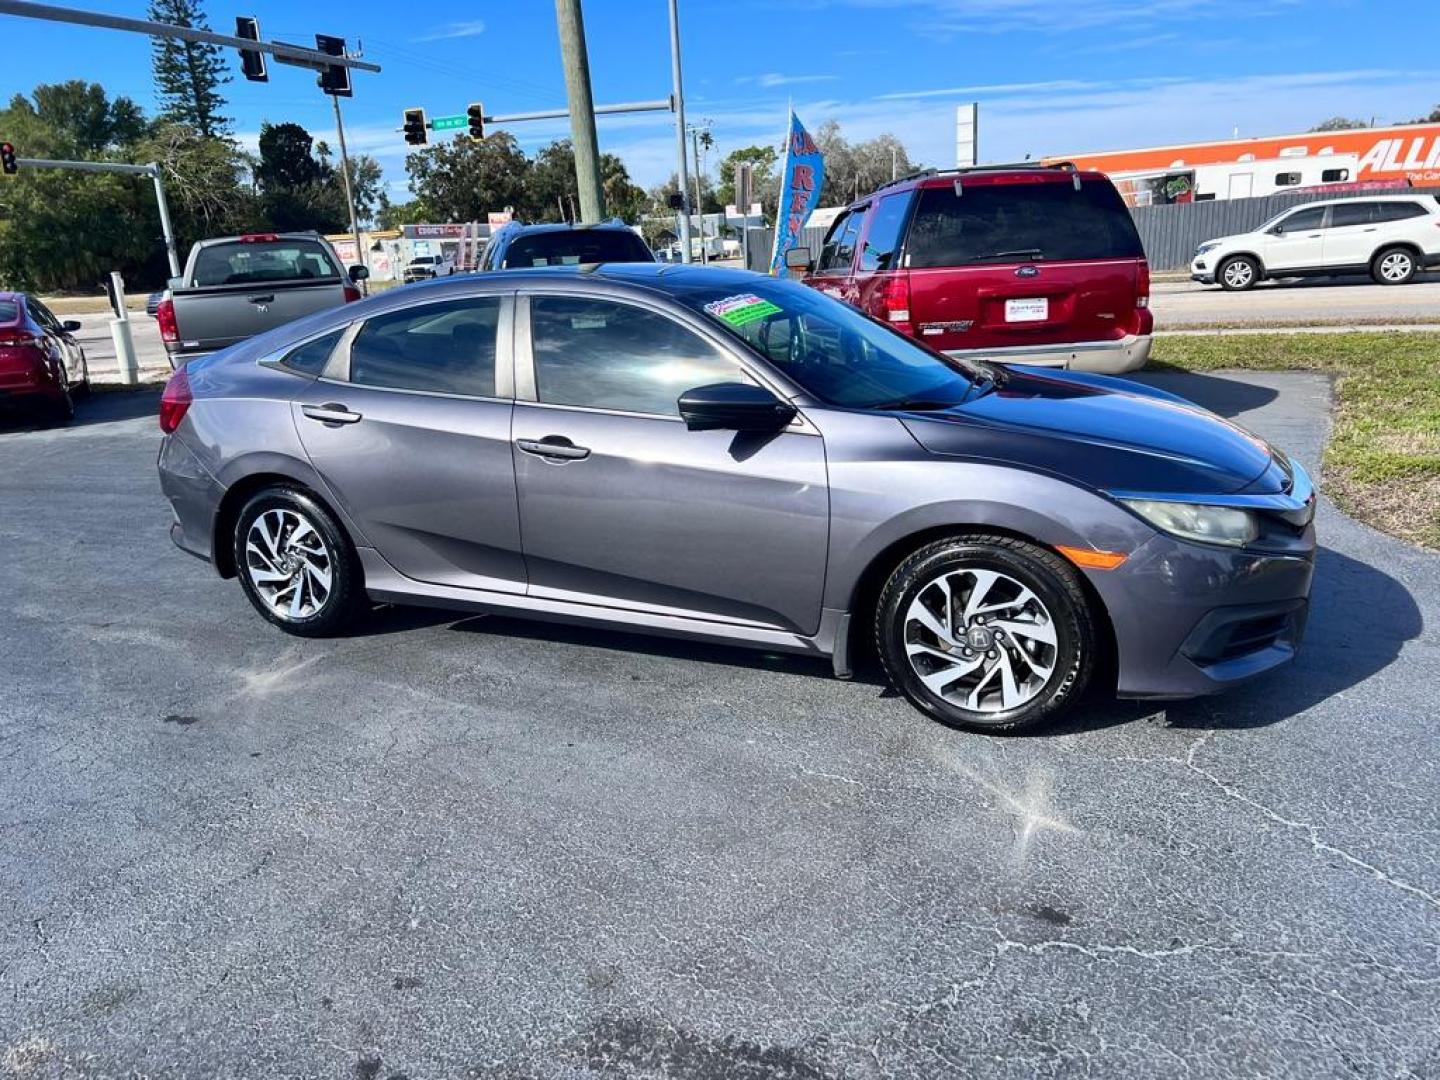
1121, 499, 1258, 547
1195, 241, 1220, 256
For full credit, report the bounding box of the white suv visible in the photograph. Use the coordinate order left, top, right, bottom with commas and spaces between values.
1192, 195, 1440, 290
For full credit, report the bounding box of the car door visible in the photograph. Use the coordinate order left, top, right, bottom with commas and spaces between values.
1322, 201, 1379, 269
26, 298, 76, 385
1260, 205, 1328, 272
804, 208, 863, 304
850, 192, 913, 323
293, 292, 527, 594
510, 291, 829, 634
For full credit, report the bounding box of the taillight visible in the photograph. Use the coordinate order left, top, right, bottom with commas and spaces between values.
879, 275, 913, 335
1136, 260, 1151, 309
156, 297, 178, 343
342, 284, 361, 303
159, 368, 192, 433
0, 333, 43, 349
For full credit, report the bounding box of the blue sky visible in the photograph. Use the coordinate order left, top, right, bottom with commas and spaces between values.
3, 0, 1437, 201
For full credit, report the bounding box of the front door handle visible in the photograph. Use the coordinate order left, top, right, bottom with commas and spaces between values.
516, 435, 590, 461
301, 402, 363, 425
248, 294, 275, 304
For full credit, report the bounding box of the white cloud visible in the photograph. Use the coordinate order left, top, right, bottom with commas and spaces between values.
738, 73, 839, 89
412, 19, 487, 43
818, 0, 1301, 34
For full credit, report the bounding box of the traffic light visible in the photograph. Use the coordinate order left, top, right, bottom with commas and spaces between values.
466, 102, 485, 142
403, 109, 428, 146
235, 16, 267, 82
0, 142, 16, 178
314, 34, 351, 97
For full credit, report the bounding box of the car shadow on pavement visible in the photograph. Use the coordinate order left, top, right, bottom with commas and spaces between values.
1049, 544, 1422, 737
0, 388, 161, 433
1127, 370, 1279, 418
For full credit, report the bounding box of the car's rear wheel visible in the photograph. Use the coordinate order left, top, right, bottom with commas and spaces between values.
49, 385, 75, 425
1218, 255, 1259, 291
1372, 246, 1416, 285
875, 536, 1094, 734
233, 486, 366, 637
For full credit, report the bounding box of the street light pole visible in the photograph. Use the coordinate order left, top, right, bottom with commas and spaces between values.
330, 91, 367, 288
148, 163, 181, 278
554, 0, 605, 223
667, 0, 693, 263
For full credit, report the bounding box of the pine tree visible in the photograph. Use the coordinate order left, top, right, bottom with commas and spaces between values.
148, 0, 231, 138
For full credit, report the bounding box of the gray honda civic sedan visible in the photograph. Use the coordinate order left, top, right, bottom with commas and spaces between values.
157, 264, 1316, 733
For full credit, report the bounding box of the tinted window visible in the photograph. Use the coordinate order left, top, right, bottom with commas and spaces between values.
503, 229, 652, 268
0, 300, 19, 323
530, 297, 743, 416
858, 194, 911, 272
28, 299, 60, 329
1330, 202, 1374, 227
681, 279, 980, 411
1275, 172, 1301, 186
906, 179, 1143, 267
1373, 201, 1427, 222
192, 239, 340, 286
1279, 206, 1326, 231
1321, 168, 1349, 183
280, 328, 345, 376
349, 298, 500, 397
817, 210, 863, 273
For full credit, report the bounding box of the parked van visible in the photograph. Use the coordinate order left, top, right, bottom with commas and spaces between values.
796, 165, 1152, 374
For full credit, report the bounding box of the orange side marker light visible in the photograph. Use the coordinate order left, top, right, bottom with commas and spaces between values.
1056, 545, 1128, 570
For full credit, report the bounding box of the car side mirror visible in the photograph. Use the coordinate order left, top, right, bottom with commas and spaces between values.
678, 382, 796, 432
348, 264, 370, 282
784, 246, 812, 273
1269, 225, 1284, 235
61, 319, 82, 332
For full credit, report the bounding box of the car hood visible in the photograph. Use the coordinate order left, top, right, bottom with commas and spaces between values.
901, 366, 1287, 495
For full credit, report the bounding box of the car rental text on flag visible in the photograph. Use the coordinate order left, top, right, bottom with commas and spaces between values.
769, 111, 826, 274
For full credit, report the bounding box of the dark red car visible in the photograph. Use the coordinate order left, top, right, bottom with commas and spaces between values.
0, 292, 90, 422
798, 165, 1152, 373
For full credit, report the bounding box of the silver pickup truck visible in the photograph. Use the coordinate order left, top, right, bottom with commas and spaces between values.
157, 232, 368, 367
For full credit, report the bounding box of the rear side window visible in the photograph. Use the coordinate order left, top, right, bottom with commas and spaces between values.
906, 179, 1144, 268
349, 297, 501, 397
280, 329, 344, 376
1329, 202, 1374, 227
1373, 201, 1427, 222
817, 210, 863, 273
0, 300, 19, 323
503, 229, 652, 268
858, 194, 911, 272
192, 240, 340, 286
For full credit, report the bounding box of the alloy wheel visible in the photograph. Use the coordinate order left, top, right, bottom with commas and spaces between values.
243, 508, 334, 621
1222, 260, 1254, 288
1379, 251, 1413, 282
903, 567, 1058, 713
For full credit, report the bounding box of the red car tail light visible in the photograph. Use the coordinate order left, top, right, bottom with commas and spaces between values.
1136, 260, 1151, 309
879, 275, 913, 335
239, 232, 280, 243
159, 368, 192, 433
342, 284, 362, 303
0, 332, 43, 349
156, 297, 179, 343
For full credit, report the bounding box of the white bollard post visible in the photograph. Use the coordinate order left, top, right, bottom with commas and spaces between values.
109, 316, 138, 386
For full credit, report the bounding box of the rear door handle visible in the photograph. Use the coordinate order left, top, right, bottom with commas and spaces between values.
516, 436, 590, 461
248, 294, 275, 304
301, 402, 363, 425
1363, 227, 1378, 232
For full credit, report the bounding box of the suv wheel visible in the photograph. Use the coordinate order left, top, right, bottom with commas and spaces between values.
1372, 246, 1416, 285
233, 486, 366, 637
875, 536, 1094, 734
1218, 255, 1259, 291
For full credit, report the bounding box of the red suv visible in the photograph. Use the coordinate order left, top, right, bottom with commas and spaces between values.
799, 165, 1152, 373
0, 292, 90, 423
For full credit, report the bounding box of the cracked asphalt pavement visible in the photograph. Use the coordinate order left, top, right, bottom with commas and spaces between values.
1, 373, 1436, 1078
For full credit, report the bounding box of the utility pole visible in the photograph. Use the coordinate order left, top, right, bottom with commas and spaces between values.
691, 128, 706, 265
330, 91, 367, 289
667, 0, 692, 263
554, 0, 604, 222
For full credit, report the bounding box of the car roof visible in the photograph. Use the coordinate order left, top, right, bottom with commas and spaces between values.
1281, 194, 1434, 208
843, 164, 1109, 209
497, 219, 636, 236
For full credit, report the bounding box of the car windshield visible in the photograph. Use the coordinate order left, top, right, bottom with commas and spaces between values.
504, 229, 653, 268
678, 277, 983, 410
192, 239, 340, 286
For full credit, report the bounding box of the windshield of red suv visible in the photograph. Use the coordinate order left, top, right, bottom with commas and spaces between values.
681, 278, 983, 410
906, 178, 1144, 266
503, 229, 654, 268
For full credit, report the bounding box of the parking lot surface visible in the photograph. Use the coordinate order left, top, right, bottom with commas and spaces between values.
1, 375, 1437, 1078
1152, 275, 1440, 327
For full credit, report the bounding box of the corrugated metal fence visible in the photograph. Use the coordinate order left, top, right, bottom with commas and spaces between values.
746, 189, 1440, 274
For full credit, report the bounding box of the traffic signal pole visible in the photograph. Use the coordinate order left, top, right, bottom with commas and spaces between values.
330, 92, 367, 290
667, 0, 693, 263
553, 0, 605, 223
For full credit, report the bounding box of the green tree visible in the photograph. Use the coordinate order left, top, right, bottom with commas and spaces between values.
715, 144, 779, 219
522, 139, 646, 222
315, 140, 388, 226
252, 122, 347, 233
148, 0, 231, 138
1309, 116, 1370, 132
405, 132, 530, 222
813, 121, 919, 206
1410, 105, 1440, 123
21, 81, 149, 154
141, 120, 261, 244
375, 198, 434, 231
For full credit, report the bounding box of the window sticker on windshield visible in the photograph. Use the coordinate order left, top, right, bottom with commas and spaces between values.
704, 293, 781, 327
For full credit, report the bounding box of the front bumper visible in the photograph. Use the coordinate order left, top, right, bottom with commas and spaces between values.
946, 332, 1152, 375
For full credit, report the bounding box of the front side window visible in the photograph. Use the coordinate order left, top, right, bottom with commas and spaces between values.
858, 194, 912, 272
349, 297, 501, 397
680, 278, 981, 411
192, 239, 340, 286
280, 328, 345, 376
530, 297, 745, 416
1278, 206, 1326, 232
816, 210, 863, 273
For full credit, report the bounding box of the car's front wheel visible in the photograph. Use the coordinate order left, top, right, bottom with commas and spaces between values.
233, 486, 366, 637
1218, 255, 1259, 291
876, 535, 1095, 734
1372, 246, 1417, 285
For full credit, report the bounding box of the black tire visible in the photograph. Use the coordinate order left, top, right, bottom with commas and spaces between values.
232, 485, 367, 637
875, 535, 1095, 735
49, 386, 75, 426
1217, 255, 1259, 291
1371, 246, 1417, 286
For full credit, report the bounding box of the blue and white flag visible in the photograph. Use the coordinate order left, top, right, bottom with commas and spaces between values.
768, 111, 825, 274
